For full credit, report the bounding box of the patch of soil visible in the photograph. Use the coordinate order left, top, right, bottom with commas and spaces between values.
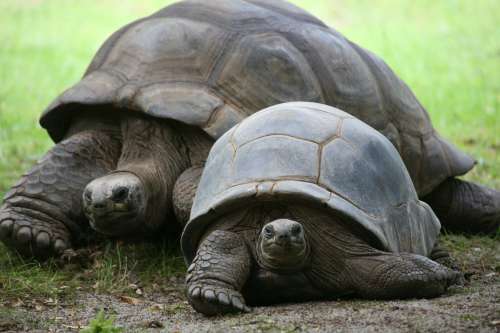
1, 274, 498, 333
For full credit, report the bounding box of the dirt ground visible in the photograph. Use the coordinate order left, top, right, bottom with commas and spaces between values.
1, 272, 498, 333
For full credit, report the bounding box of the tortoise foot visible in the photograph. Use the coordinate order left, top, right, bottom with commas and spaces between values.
184, 230, 252, 315
391, 254, 461, 298
352, 253, 460, 299
187, 280, 250, 316
0, 207, 71, 259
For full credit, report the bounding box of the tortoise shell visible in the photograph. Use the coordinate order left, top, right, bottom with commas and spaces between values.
181, 102, 441, 263
41, 0, 474, 196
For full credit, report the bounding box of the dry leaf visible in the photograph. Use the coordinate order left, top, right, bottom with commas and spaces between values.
150, 303, 164, 311
62, 324, 81, 329
118, 295, 142, 305
11, 299, 24, 307
43, 298, 57, 306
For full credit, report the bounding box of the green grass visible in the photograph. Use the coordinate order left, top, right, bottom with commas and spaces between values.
0, 0, 499, 303
80, 310, 123, 333
0, 250, 75, 300
0, 240, 185, 302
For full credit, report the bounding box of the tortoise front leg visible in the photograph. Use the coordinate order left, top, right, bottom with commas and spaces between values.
172, 165, 204, 226
0, 128, 120, 258
186, 230, 251, 315
347, 251, 460, 299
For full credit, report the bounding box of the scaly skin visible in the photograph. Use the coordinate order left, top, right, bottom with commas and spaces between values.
430, 241, 461, 272
423, 178, 500, 234
347, 252, 460, 299
0, 128, 121, 258
186, 230, 251, 315
172, 165, 204, 226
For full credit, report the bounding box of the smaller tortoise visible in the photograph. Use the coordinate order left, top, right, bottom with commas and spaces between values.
182, 102, 460, 316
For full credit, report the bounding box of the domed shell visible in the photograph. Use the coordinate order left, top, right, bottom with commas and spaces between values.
182, 102, 441, 263
41, 0, 474, 197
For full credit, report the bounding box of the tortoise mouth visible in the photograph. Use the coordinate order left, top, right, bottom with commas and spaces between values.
88, 210, 142, 236
257, 239, 310, 273
83, 172, 147, 236
265, 239, 305, 252
84, 194, 146, 236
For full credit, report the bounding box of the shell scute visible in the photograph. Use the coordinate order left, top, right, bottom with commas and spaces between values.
215, 32, 323, 111
232, 135, 319, 185
101, 18, 230, 83
232, 105, 340, 146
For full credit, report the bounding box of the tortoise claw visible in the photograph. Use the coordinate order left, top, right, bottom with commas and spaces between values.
54, 239, 69, 254
187, 282, 251, 316
0, 219, 13, 238
36, 232, 50, 249
16, 227, 32, 244
203, 289, 217, 302
0, 208, 72, 259
231, 295, 250, 313
217, 292, 230, 306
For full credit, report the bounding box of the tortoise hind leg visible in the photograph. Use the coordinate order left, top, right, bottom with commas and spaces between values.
347, 251, 459, 299
423, 178, 500, 234
0, 127, 121, 259
172, 165, 204, 226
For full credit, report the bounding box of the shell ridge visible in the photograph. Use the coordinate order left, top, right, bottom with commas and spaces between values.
241, 0, 328, 28
276, 30, 330, 103
212, 179, 383, 220
237, 133, 320, 149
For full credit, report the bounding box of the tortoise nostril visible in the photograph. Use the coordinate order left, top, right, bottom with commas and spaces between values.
291, 224, 302, 235
278, 234, 289, 241
111, 186, 129, 203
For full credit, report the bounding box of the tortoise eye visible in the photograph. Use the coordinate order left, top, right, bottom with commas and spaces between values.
291, 224, 302, 235
84, 190, 92, 202
263, 225, 274, 238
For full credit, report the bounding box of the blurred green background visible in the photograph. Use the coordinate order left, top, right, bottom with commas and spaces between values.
0, 0, 499, 196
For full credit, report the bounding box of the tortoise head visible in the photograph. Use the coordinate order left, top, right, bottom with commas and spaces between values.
256, 219, 310, 272
83, 172, 147, 236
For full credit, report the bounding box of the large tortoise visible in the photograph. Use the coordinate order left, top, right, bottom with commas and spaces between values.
1, 0, 498, 257
183, 102, 460, 315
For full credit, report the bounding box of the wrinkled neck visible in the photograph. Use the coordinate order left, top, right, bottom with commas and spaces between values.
117, 116, 190, 229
